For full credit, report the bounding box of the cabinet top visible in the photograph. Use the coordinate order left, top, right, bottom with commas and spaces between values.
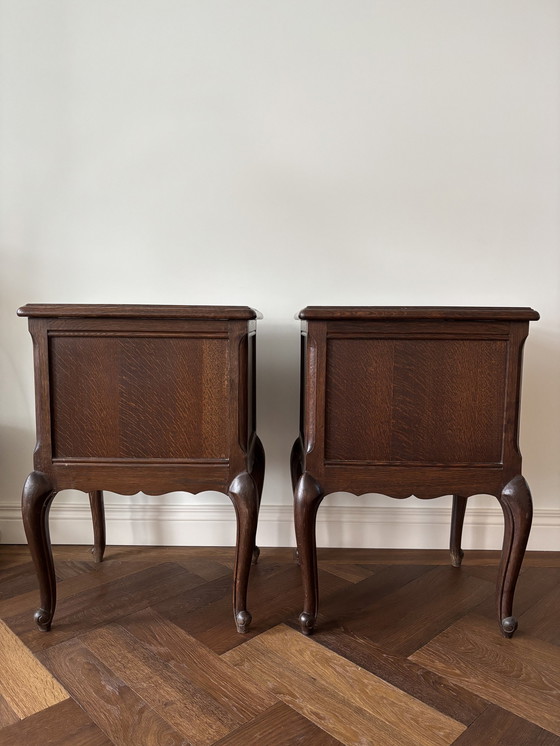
298, 306, 540, 321
17, 304, 260, 320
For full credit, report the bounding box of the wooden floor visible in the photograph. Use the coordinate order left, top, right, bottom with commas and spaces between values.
0, 545, 559, 745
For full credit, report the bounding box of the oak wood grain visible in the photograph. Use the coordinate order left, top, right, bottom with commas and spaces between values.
213, 702, 343, 745
346, 565, 494, 655
1, 546, 558, 746
410, 614, 560, 735
0, 561, 46, 600
315, 563, 431, 630
50, 336, 230, 460
0, 698, 113, 746
299, 306, 539, 321
18, 304, 258, 319
0, 694, 19, 728
41, 637, 189, 746
326, 338, 507, 463
312, 628, 488, 726
451, 704, 560, 745
518, 581, 560, 646
472, 566, 560, 626
294, 307, 537, 638
81, 624, 245, 744
223, 624, 465, 746
20, 305, 263, 636
116, 608, 277, 719
0, 554, 155, 619
0, 620, 68, 718
317, 562, 380, 584
180, 564, 349, 655
10, 562, 204, 651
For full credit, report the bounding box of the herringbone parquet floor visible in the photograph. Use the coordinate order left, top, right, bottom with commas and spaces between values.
0, 544, 559, 745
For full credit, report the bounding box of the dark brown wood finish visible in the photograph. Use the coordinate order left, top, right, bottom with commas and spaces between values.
292, 306, 539, 638
88, 491, 105, 563
18, 304, 264, 634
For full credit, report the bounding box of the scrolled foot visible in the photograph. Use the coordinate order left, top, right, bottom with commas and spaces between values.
34, 608, 53, 632
299, 611, 316, 636
450, 549, 464, 568
252, 546, 260, 565
501, 616, 518, 638
235, 610, 252, 634
90, 545, 105, 563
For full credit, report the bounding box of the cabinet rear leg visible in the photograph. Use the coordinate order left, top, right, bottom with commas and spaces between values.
450, 494, 468, 567
88, 490, 106, 563
251, 436, 265, 565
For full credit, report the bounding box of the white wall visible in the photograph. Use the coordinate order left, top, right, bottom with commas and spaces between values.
1, 1, 558, 549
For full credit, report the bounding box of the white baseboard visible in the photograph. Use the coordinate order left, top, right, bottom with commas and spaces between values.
1, 499, 558, 550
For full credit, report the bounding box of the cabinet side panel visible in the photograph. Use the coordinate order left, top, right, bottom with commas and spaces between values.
49, 336, 229, 460
325, 339, 395, 461
325, 338, 507, 464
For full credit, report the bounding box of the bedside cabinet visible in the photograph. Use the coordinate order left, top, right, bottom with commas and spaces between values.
291, 306, 539, 637
18, 304, 264, 633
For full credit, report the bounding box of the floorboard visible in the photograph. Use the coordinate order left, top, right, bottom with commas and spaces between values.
0, 545, 558, 745
410, 614, 560, 736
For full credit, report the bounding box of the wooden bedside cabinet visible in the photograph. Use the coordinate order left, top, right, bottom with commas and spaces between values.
291, 306, 539, 638
18, 304, 264, 634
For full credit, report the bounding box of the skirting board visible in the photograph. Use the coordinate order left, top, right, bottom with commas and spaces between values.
0, 500, 558, 550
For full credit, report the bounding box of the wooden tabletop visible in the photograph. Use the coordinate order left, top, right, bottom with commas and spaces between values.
17, 304, 261, 320
298, 306, 540, 321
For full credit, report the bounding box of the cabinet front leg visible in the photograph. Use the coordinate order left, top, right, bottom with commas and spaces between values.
21, 471, 57, 631
497, 475, 533, 638
88, 490, 106, 563
228, 472, 259, 633
294, 472, 324, 635
450, 494, 468, 567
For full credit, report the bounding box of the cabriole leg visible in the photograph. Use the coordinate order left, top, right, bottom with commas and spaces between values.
294, 472, 324, 635
21, 471, 57, 631
290, 439, 304, 566
251, 436, 265, 565
88, 490, 106, 563
228, 472, 259, 633
497, 475, 533, 638
450, 494, 468, 567
290, 438, 304, 492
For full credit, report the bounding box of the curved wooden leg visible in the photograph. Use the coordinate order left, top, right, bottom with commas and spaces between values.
294, 472, 324, 635
450, 494, 468, 567
21, 471, 57, 631
228, 472, 259, 633
251, 436, 265, 565
291, 439, 304, 566
497, 475, 533, 638
88, 490, 106, 563
290, 437, 304, 492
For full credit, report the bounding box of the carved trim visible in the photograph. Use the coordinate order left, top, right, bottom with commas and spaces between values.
52, 457, 229, 465
325, 460, 504, 468
327, 333, 510, 341
47, 331, 229, 339
237, 332, 249, 453
304, 338, 317, 454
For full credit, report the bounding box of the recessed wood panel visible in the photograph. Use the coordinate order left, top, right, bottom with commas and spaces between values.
49, 335, 229, 460
325, 338, 507, 464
